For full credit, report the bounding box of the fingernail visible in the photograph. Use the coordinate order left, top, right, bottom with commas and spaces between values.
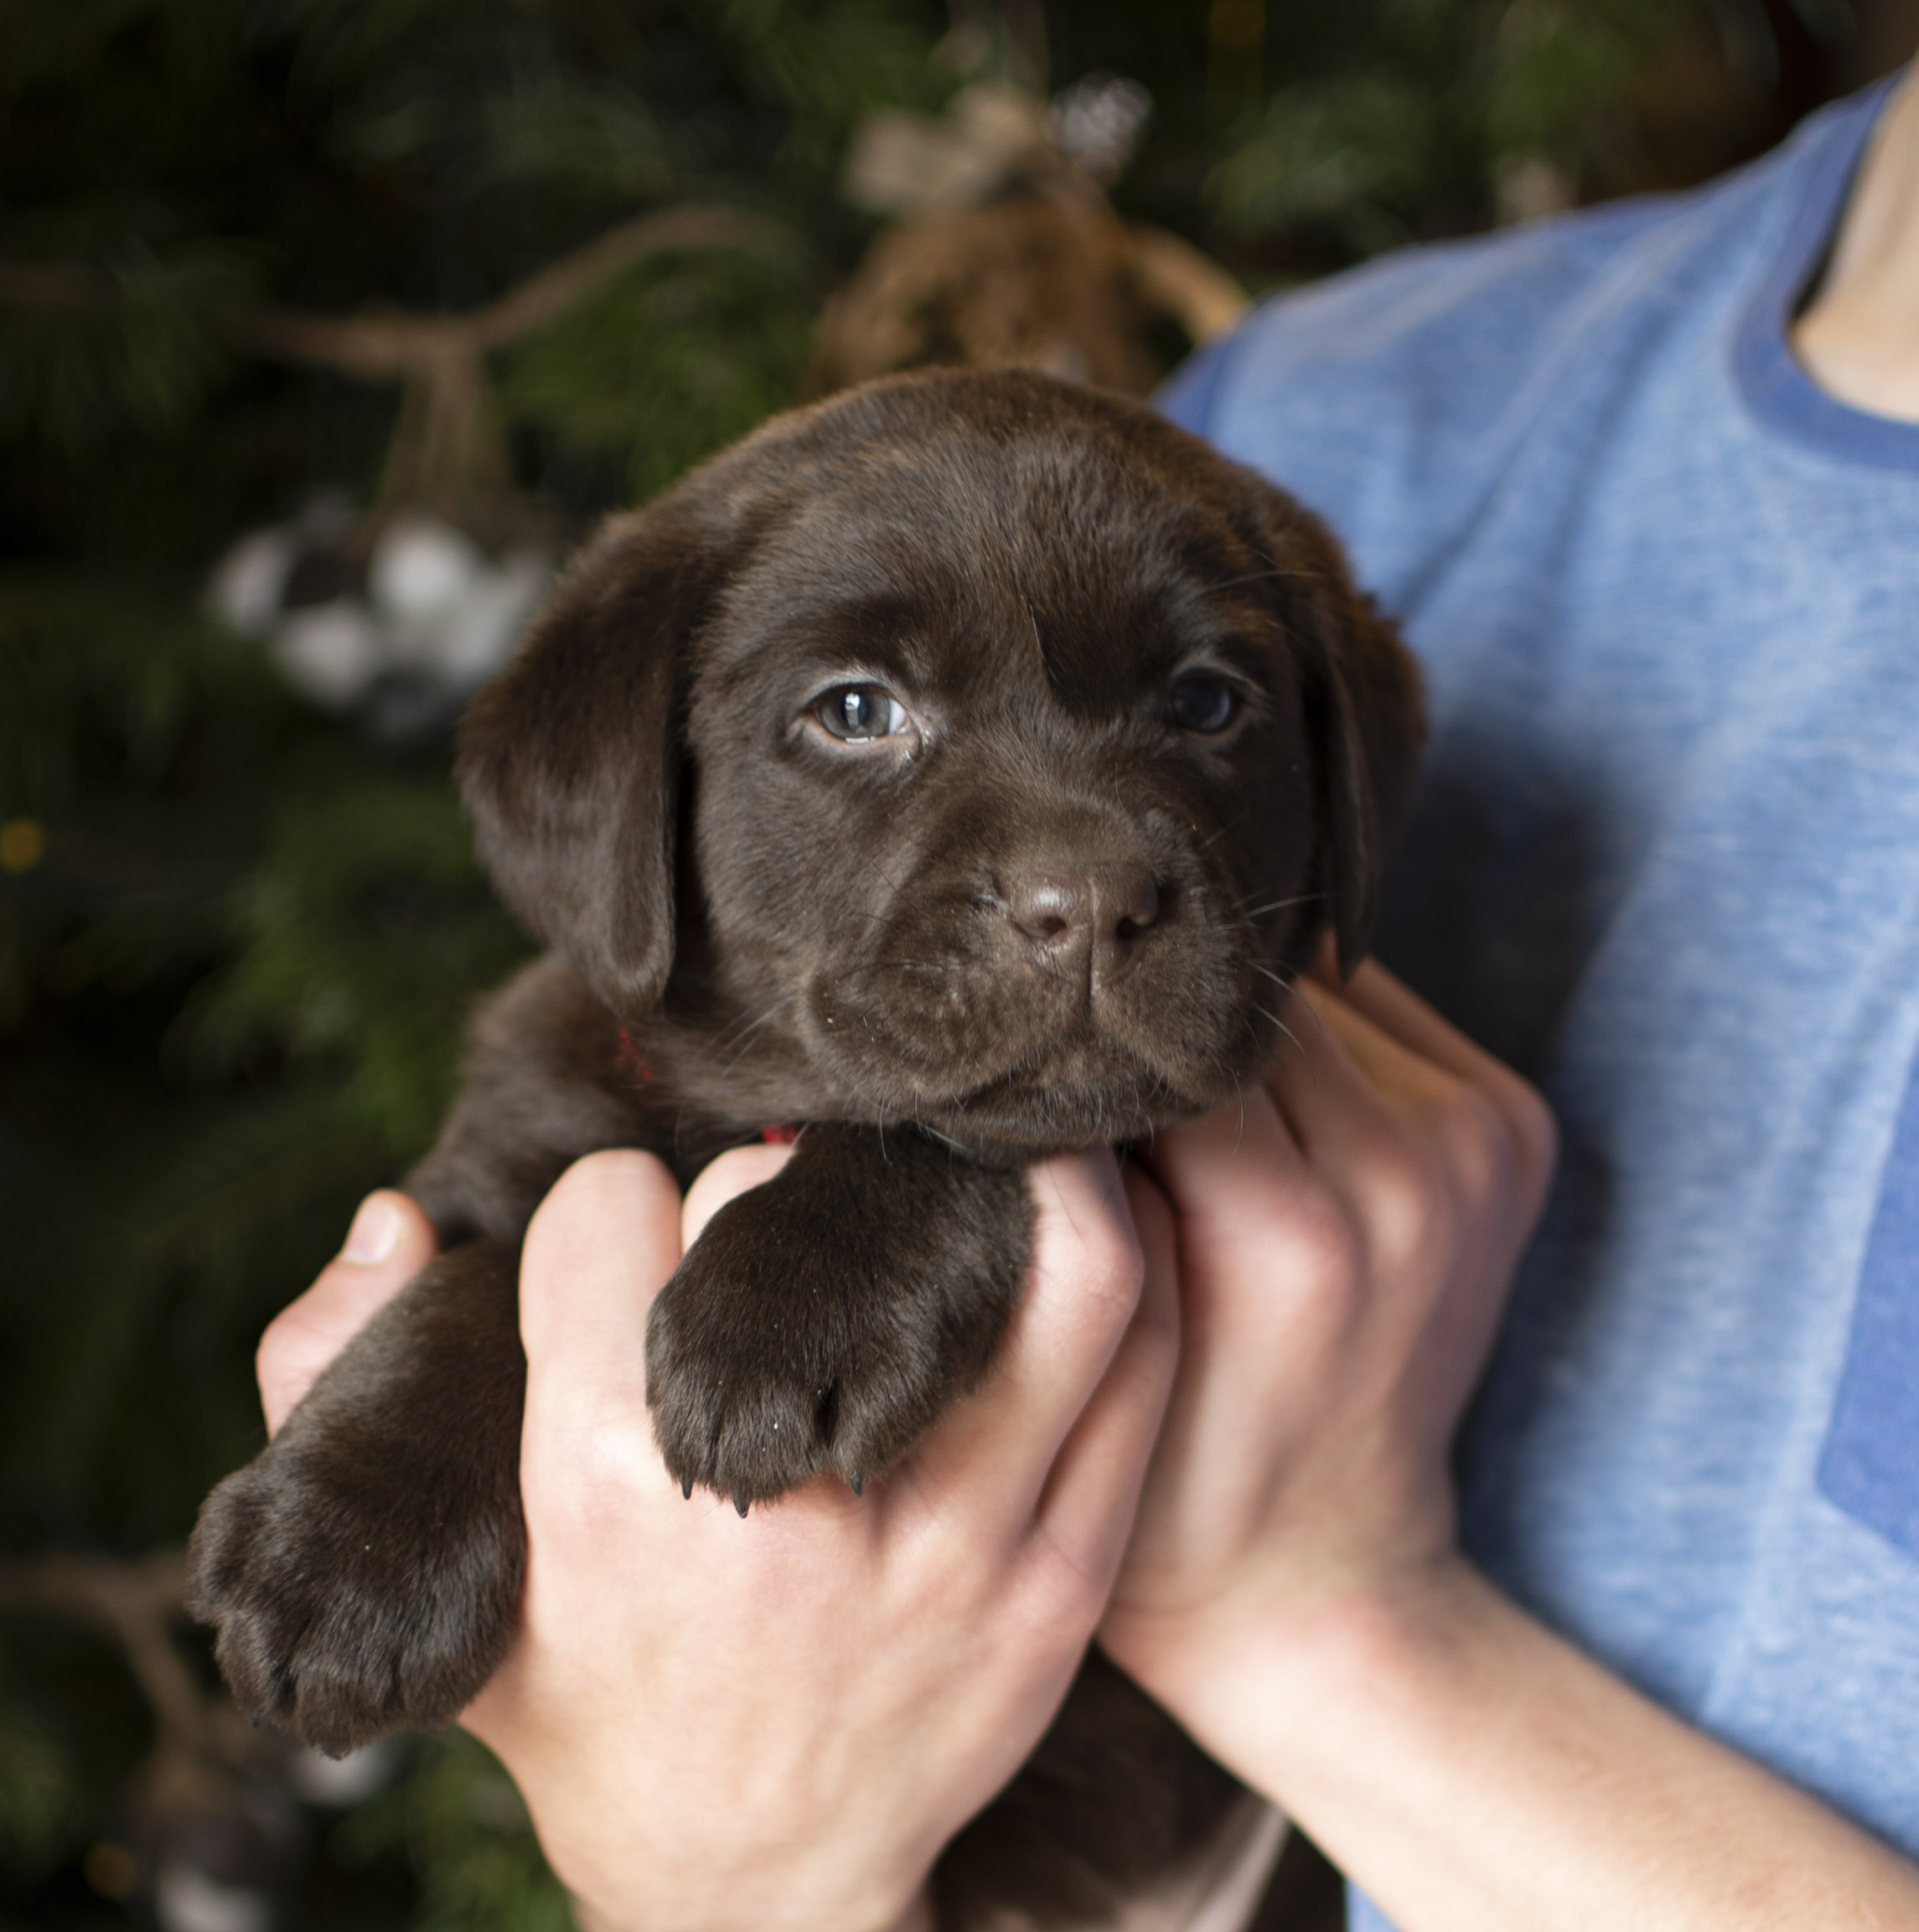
341, 1196, 401, 1265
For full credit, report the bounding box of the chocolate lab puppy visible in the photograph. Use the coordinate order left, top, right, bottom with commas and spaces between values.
189, 368, 1424, 1927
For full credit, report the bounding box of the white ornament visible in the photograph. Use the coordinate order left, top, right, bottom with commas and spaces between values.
369, 514, 484, 622
432, 545, 552, 690
283, 1738, 402, 1806
209, 503, 553, 716
205, 527, 297, 638
270, 599, 384, 709
153, 1862, 271, 1932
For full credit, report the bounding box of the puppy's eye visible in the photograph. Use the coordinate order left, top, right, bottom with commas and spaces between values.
815, 684, 910, 743
1168, 674, 1239, 735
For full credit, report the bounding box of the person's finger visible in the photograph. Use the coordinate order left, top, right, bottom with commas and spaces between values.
258, 1190, 439, 1436
1322, 959, 1504, 1087
1260, 979, 1412, 1170
1291, 978, 1557, 1228
682, 1141, 797, 1250
908, 1147, 1148, 1526
1141, 1086, 1349, 1388
519, 1149, 684, 1422
1308, 938, 1512, 1098
1288, 977, 1453, 1109
1271, 979, 1502, 1243
1140, 1078, 1306, 1251
1029, 1162, 1182, 1583
1329, 963, 1559, 1199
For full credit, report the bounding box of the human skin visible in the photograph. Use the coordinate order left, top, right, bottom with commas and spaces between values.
1099, 969, 1919, 1931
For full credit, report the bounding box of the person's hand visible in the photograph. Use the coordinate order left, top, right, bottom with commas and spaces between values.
256, 1144, 1178, 1932
1098, 977, 1919, 1932
1100, 958, 1557, 1776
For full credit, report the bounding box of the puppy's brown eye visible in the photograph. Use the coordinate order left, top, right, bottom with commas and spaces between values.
816, 684, 909, 742
1169, 674, 1238, 734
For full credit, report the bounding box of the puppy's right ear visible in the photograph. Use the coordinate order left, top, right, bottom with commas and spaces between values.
457, 501, 718, 1018
1250, 487, 1425, 980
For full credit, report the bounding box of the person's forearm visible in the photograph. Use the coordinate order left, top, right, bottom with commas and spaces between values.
1171, 1560, 1919, 1931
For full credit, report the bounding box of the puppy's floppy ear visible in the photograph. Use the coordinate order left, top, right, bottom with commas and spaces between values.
1272, 506, 1426, 978
457, 498, 719, 1017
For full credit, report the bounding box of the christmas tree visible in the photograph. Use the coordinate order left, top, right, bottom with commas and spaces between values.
0, 2, 1894, 1926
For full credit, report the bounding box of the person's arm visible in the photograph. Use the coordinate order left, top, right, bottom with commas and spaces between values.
256, 1141, 1181, 1932
1101, 963, 1919, 1930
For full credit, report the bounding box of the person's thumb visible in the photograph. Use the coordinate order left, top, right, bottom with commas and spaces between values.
258, 1190, 440, 1435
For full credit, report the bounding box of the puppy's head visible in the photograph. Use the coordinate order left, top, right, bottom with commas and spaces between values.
459, 370, 1423, 1149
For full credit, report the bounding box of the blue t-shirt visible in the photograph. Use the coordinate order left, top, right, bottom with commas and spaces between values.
1164, 78, 1919, 1919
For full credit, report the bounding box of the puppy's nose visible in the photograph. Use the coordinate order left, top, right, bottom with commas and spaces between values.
1005, 863, 1162, 986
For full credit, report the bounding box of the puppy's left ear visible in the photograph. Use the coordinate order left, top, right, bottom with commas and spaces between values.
457, 498, 721, 1017
1276, 508, 1427, 978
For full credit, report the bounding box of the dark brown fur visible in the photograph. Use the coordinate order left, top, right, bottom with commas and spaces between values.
189, 369, 1423, 1928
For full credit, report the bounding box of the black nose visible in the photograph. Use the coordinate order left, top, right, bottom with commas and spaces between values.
1005, 863, 1162, 985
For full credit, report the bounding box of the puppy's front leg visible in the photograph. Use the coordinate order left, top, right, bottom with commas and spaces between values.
188, 1240, 525, 1755
647, 1125, 1032, 1508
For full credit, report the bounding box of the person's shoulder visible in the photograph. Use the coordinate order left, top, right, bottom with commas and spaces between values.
1167, 187, 1698, 426
1158, 103, 1860, 602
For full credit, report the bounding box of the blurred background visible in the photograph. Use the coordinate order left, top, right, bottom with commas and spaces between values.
2, 2, 1914, 1927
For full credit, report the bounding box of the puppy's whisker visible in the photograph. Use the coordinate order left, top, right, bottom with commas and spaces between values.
711, 1007, 775, 1051
715, 1012, 780, 1074
1197, 566, 1315, 595
1249, 1000, 1309, 1068
1239, 891, 1322, 921
841, 907, 912, 937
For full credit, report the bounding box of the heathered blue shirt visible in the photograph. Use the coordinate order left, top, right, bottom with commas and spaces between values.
1164, 79, 1919, 1922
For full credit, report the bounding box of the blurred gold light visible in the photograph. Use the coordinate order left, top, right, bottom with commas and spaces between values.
0, 818, 45, 872
84, 1841, 138, 1898
1208, 0, 1265, 120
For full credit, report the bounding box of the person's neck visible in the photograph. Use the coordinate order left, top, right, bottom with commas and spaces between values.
1792, 68, 1919, 423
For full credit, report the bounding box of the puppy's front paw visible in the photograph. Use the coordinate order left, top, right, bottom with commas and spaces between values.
188, 1242, 526, 1754
645, 1125, 1030, 1509
189, 1436, 522, 1756
646, 1227, 920, 1506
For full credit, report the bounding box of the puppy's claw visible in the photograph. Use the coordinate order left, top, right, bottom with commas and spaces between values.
733, 1493, 750, 1518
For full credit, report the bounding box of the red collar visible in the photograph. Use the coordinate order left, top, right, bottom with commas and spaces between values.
617, 1028, 801, 1147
